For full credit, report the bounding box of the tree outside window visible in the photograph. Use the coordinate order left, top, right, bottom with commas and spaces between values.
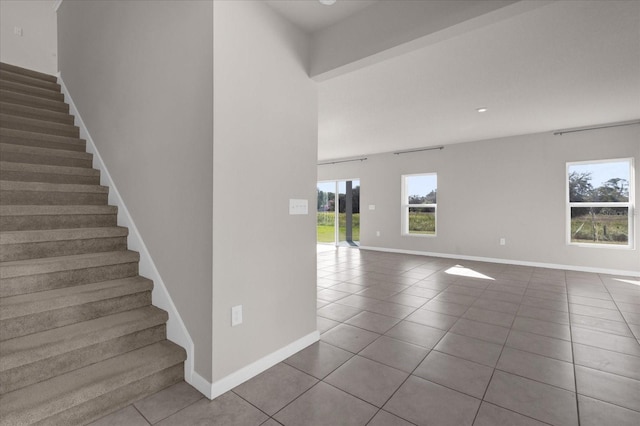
567, 159, 634, 247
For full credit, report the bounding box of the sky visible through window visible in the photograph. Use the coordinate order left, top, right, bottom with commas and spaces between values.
407, 174, 437, 199
569, 160, 630, 188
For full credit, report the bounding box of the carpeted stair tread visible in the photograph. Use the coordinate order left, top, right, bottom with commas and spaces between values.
0, 205, 118, 231
0, 102, 74, 125
0, 181, 108, 206
0, 129, 86, 148
0, 113, 79, 138
0, 276, 151, 321
0, 340, 186, 426
0, 205, 117, 216
0, 128, 85, 153
0, 63, 58, 84
1, 141, 91, 159
0, 80, 64, 102
0, 250, 139, 279
0, 89, 68, 113
0, 226, 126, 244
0, 226, 128, 261
0, 304, 162, 367
0, 180, 107, 194
0, 70, 61, 92
0, 163, 100, 185
0, 161, 99, 177
0, 305, 166, 395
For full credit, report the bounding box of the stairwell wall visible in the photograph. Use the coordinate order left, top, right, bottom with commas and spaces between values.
57, 0, 214, 381
0, 0, 58, 74
213, 0, 318, 391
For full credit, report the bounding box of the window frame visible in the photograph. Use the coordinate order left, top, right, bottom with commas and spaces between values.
566, 157, 635, 249
401, 173, 437, 237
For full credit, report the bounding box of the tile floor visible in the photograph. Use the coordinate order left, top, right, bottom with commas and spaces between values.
93, 247, 640, 425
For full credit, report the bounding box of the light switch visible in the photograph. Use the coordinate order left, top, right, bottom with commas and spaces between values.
14, 26, 23, 37
289, 199, 308, 215
369, 205, 376, 210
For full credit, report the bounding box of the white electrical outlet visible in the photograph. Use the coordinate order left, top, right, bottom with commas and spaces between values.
231, 305, 243, 326
376, 231, 381, 237
14, 26, 23, 37
500, 238, 506, 246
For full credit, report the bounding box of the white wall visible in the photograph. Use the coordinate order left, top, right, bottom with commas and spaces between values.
213, 0, 318, 385
310, 0, 521, 80
319, 124, 640, 275
0, 0, 57, 74
57, 0, 214, 380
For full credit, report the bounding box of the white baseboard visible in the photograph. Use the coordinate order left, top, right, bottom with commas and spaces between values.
57, 74, 197, 385
203, 330, 320, 400
358, 246, 640, 277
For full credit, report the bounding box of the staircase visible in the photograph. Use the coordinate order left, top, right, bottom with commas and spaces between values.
0, 62, 187, 425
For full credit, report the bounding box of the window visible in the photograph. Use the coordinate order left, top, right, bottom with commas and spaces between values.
402, 173, 437, 236
567, 158, 634, 248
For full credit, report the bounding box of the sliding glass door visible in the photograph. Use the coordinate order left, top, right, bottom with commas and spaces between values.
317, 179, 360, 246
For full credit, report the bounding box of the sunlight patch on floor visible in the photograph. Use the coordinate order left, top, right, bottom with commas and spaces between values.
445, 265, 495, 280
613, 278, 640, 287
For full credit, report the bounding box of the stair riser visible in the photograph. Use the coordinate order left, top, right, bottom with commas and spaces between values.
0, 263, 139, 298
0, 325, 166, 395
0, 81, 64, 102
1, 236, 127, 262
33, 364, 184, 426
0, 118, 79, 138
0, 90, 68, 113
0, 292, 152, 341
0, 63, 58, 83
0, 151, 92, 168
0, 191, 108, 206
0, 214, 118, 231
0, 135, 86, 152
0, 70, 61, 92
0, 103, 74, 125
0, 170, 100, 185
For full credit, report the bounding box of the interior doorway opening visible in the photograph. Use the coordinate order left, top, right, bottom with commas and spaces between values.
317, 179, 360, 247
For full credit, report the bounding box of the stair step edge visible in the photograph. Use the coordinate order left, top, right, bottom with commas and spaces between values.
0, 227, 127, 244
0, 341, 186, 426
0, 205, 117, 216
0, 90, 68, 112
0, 180, 108, 194
0, 161, 99, 176
0, 143, 91, 159
0, 80, 64, 101
0, 63, 58, 83
0, 128, 84, 145
0, 102, 74, 124
0, 113, 78, 131
0, 70, 61, 91
0, 276, 151, 317
0, 251, 140, 279
0, 307, 164, 371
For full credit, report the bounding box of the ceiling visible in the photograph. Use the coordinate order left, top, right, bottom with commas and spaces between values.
267, 1, 640, 161
265, 0, 378, 33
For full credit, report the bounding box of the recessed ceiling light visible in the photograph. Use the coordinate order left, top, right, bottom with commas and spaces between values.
476, 107, 488, 113
319, 0, 337, 5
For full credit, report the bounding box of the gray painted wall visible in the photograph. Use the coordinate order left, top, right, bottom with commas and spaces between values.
319, 125, 640, 274
213, 0, 318, 381
58, 0, 214, 380
0, 0, 57, 74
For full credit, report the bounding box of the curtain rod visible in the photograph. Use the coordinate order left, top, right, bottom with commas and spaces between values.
393, 146, 444, 155
318, 157, 368, 166
553, 120, 640, 136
